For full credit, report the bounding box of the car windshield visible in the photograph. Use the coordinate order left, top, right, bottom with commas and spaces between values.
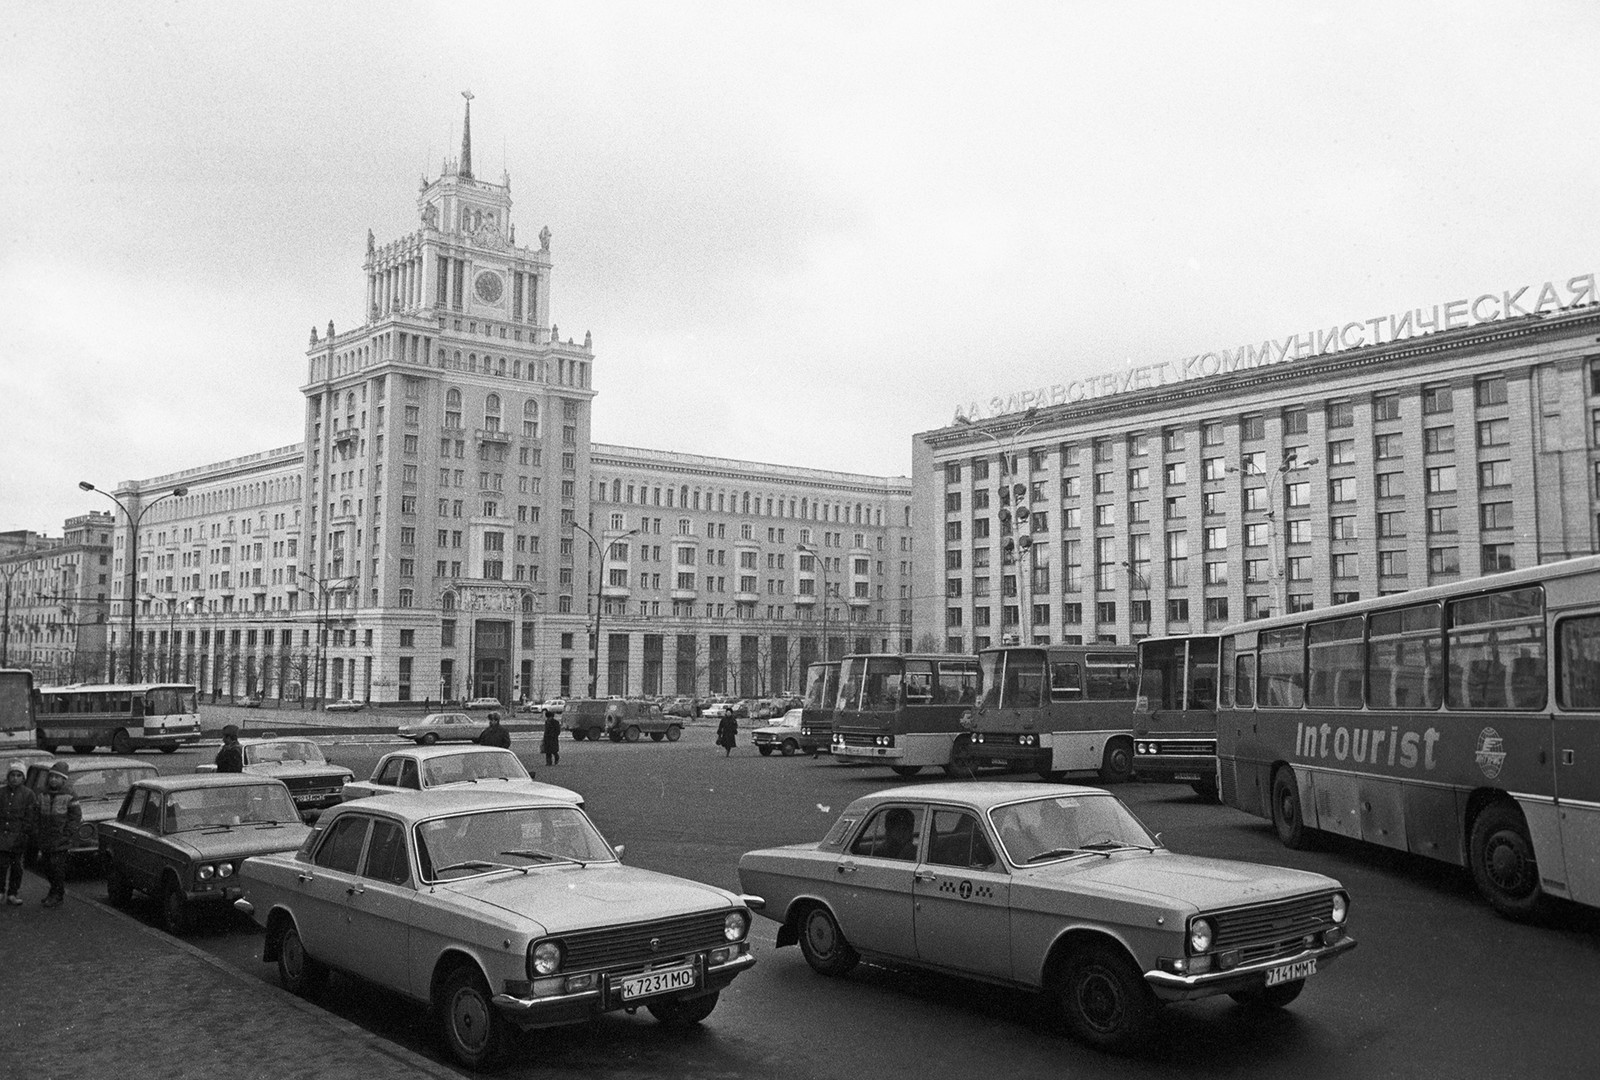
246, 740, 327, 766
988, 794, 1157, 864
422, 751, 530, 787
162, 784, 301, 831
69, 766, 156, 800
415, 805, 615, 880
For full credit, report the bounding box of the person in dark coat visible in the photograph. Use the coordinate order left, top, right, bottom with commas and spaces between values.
716, 713, 739, 757
540, 709, 562, 766
1, 761, 38, 905
214, 725, 244, 773
32, 762, 81, 908
476, 712, 512, 749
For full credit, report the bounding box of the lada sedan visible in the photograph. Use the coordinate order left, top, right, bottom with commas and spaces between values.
324, 699, 365, 713
99, 774, 311, 934
236, 790, 761, 1069
738, 782, 1356, 1050
397, 711, 480, 745
25, 755, 159, 866
752, 709, 815, 757
342, 745, 583, 807
197, 738, 354, 821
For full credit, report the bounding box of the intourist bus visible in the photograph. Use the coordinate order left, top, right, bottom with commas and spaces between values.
830, 653, 981, 776
1133, 635, 1221, 799
1217, 553, 1600, 920
963, 644, 1138, 781
797, 660, 840, 754
35, 683, 202, 755
0, 669, 37, 753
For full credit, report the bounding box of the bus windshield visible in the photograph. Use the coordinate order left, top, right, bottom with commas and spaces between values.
838, 657, 904, 712
1136, 639, 1217, 712
145, 687, 198, 716
979, 650, 1047, 709
803, 663, 838, 710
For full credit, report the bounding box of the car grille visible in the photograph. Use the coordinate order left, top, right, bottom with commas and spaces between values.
1137, 739, 1215, 755
1210, 893, 1336, 961
279, 774, 345, 795
559, 911, 729, 971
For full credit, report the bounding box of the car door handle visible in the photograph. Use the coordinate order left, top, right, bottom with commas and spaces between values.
296, 872, 315, 884
346, 884, 364, 897
837, 861, 858, 874
914, 871, 936, 883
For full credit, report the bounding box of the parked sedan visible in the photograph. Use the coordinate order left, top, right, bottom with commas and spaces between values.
464, 697, 502, 710
25, 755, 159, 866
397, 711, 480, 745
236, 790, 760, 1069
738, 782, 1355, 1050
342, 745, 583, 807
197, 738, 354, 821
324, 699, 365, 713
751, 709, 808, 757
99, 773, 311, 934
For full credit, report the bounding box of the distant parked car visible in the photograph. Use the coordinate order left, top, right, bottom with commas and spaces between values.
537, 697, 568, 715
25, 755, 159, 866
324, 699, 365, 713
751, 710, 807, 757
396, 712, 479, 745
663, 696, 699, 718
464, 697, 502, 710
240, 695, 264, 709
197, 737, 353, 821
702, 701, 735, 720
341, 745, 583, 806
99, 773, 311, 934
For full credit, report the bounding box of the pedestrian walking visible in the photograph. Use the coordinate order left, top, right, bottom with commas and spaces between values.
541, 709, 562, 766
716, 712, 739, 757
476, 712, 512, 749
214, 724, 244, 773
1, 762, 38, 905
32, 761, 80, 908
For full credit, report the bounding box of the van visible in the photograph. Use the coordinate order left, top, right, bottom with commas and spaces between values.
563, 699, 682, 743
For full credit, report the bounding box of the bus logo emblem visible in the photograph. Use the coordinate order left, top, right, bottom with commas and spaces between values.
1475, 728, 1506, 780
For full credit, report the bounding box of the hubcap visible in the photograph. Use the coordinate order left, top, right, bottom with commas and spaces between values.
1076, 967, 1125, 1032
452, 988, 489, 1052
1487, 834, 1533, 895
807, 913, 836, 957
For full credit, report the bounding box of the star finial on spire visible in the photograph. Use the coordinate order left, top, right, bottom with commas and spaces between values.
460, 90, 475, 180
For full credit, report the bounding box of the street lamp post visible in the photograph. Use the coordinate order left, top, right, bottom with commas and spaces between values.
297, 570, 356, 708
1120, 560, 1150, 640
1227, 451, 1319, 617
957, 409, 1043, 646
140, 595, 179, 680
79, 481, 188, 683
570, 522, 641, 698
796, 543, 834, 661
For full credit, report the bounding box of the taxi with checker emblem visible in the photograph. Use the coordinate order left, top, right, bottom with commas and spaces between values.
737, 782, 1356, 1051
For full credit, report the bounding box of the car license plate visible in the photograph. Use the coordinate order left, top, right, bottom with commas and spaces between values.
1265, 958, 1316, 986
619, 964, 697, 1001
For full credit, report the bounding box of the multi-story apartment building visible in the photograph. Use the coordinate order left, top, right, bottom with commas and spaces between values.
0, 513, 113, 682
916, 296, 1600, 649
87, 100, 911, 704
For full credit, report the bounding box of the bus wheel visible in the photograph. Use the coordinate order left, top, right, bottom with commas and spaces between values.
1098, 740, 1134, 784
111, 729, 133, 755
1271, 767, 1310, 849
72, 745, 95, 755
666, 725, 682, 742
890, 765, 922, 778
158, 746, 177, 754
1470, 802, 1545, 921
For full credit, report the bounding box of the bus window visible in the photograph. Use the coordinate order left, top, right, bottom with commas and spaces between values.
1189, 639, 1220, 709
861, 658, 904, 710
1050, 662, 1082, 700
837, 658, 866, 711
1558, 616, 1600, 710
1233, 649, 1256, 707
903, 662, 935, 705
1258, 628, 1305, 708
1084, 655, 1136, 700
1367, 603, 1442, 710
1219, 637, 1235, 707
1307, 616, 1365, 709
1447, 587, 1545, 711
938, 661, 978, 704
1003, 652, 1046, 708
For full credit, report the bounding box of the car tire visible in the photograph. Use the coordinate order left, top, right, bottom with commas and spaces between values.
160, 878, 192, 936
277, 921, 329, 998
1270, 766, 1310, 849
571, 729, 587, 741
1230, 978, 1305, 1008
1098, 739, 1134, 784
890, 765, 922, 778
159, 746, 177, 754
1055, 943, 1155, 1051
438, 965, 510, 1071
648, 990, 720, 1027
757, 746, 774, 756
666, 725, 682, 743
1470, 801, 1546, 921
625, 726, 641, 743
111, 728, 133, 755
105, 865, 133, 907
797, 904, 859, 977
944, 734, 977, 777
72, 745, 95, 755
420, 733, 439, 746
650, 732, 665, 742
781, 739, 799, 757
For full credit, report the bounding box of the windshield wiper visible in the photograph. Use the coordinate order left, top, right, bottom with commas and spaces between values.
1081, 840, 1157, 853
500, 848, 585, 867
1025, 847, 1094, 863
433, 859, 518, 876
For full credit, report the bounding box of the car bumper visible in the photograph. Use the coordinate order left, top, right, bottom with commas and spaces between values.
1144, 934, 1357, 1002
491, 949, 756, 1027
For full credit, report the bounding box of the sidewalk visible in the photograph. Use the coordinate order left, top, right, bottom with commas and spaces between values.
0, 870, 456, 1080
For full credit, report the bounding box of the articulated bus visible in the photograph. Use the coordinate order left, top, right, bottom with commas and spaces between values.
1217, 553, 1600, 919
963, 644, 1139, 781
797, 660, 840, 754
830, 653, 981, 776
1133, 635, 1221, 799
0, 669, 37, 753
35, 683, 203, 755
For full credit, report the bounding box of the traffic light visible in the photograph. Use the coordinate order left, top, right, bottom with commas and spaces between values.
1014, 482, 1034, 556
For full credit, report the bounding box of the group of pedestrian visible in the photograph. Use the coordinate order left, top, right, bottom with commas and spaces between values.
0, 759, 82, 908
468, 710, 564, 768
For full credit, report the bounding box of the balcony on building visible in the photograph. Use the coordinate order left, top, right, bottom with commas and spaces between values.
601, 584, 632, 600
670, 588, 698, 601
476, 426, 511, 446
333, 427, 360, 450
793, 592, 818, 606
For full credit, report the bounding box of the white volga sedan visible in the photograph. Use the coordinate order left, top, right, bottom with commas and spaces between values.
342, 746, 583, 807
237, 790, 760, 1069
738, 782, 1356, 1051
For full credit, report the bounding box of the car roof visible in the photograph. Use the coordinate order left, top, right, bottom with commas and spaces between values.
417, 712, 470, 721
322, 787, 583, 823
380, 745, 517, 761
239, 737, 318, 746
134, 773, 292, 792
31, 755, 154, 772
846, 781, 1113, 813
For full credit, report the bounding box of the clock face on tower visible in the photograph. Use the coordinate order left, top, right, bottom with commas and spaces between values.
474, 271, 503, 304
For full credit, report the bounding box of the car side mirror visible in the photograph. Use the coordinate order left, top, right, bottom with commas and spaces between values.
613, 844, 625, 860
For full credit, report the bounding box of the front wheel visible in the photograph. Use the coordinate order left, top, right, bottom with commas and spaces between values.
625, 725, 642, 743
758, 746, 774, 756
1055, 944, 1155, 1051
1230, 979, 1305, 1008
438, 966, 510, 1071
1098, 739, 1134, 784
650, 731, 665, 742
781, 739, 799, 757
111, 728, 133, 755
648, 991, 720, 1027
420, 732, 439, 746
160, 879, 192, 936
890, 765, 922, 778
277, 922, 329, 997
665, 725, 682, 742
1470, 802, 1545, 920
1271, 766, 1310, 849
798, 904, 858, 976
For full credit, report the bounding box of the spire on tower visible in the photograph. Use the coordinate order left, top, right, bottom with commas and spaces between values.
460, 90, 474, 180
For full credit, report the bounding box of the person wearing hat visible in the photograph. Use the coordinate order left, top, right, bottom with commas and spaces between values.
475, 712, 511, 749
0, 761, 37, 905
31, 761, 80, 908
215, 724, 244, 773
540, 708, 562, 767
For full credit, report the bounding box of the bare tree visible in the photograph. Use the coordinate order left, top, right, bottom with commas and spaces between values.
915, 631, 942, 653
287, 651, 314, 710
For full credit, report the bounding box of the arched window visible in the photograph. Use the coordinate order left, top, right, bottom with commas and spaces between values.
441, 591, 457, 612
521, 594, 534, 614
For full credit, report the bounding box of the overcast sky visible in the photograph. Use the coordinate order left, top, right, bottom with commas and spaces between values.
4, 1, 1598, 534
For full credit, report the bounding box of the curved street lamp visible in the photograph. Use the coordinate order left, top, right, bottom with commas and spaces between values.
79, 481, 188, 682
571, 521, 641, 698
796, 543, 836, 661
297, 570, 357, 708
1225, 450, 1320, 617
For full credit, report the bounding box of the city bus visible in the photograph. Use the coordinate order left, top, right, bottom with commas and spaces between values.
35, 683, 203, 755
1133, 635, 1221, 799
0, 669, 37, 753
797, 660, 840, 754
1217, 553, 1600, 920
830, 653, 981, 776
963, 644, 1139, 781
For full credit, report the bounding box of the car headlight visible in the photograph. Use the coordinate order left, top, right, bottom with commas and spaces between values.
198, 864, 215, 881
1188, 917, 1214, 955
218, 862, 234, 879
531, 940, 564, 976
724, 910, 750, 942
1330, 892, 1348, 924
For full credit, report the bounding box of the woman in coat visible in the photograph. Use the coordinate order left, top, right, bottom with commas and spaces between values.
716, 713, 739, 757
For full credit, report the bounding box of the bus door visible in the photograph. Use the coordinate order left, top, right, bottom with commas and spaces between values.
1553, 612, 1600, 905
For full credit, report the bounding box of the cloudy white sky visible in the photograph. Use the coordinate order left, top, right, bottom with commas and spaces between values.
3, 1, 1598, 534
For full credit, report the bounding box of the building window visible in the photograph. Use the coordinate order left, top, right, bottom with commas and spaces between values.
1286, 482, 1310, 508
1481, 502, 1514, 530
1245, 522, 1269, 547
1166, 598, 1189, 622
1477, 375, 1508, 407
1480, 460, 1511, 488
945, 461, 961, 484
1422, 385, 1454, 414
1481, 543, 1515, 573
1205, 597, 1229, 622
1424, 427, 1455, 453
1378, 512, 1406, 538
1204, 561, 1228, 585
1128, 467, 1149, 490
1330, 514, 1356, 540
1282, 408, 1308, 435
1378, 550, 1407, 576
1328, 439, 1355, 465
1430, 547, 1461, 575
1330, 478, 1357, 502
1164, 461, 1187, 485
1373, 393, 1401, 421
1478, 419, 1510, 447
1426, 466, 1457, 493
1331, 553, 1357, 578
1128, 433, 1149, 457
1163, 428, 1185, 453
1204, 526, 1227, 551
1428, 506, 1458, 534
1327, 400, 1354, 428
1203, 457, 1227, 482
1240, 414, 1265, 441
1375, 434, 1403, 460
1201, 421, 1224, 447
1164, 496, 1185, 520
